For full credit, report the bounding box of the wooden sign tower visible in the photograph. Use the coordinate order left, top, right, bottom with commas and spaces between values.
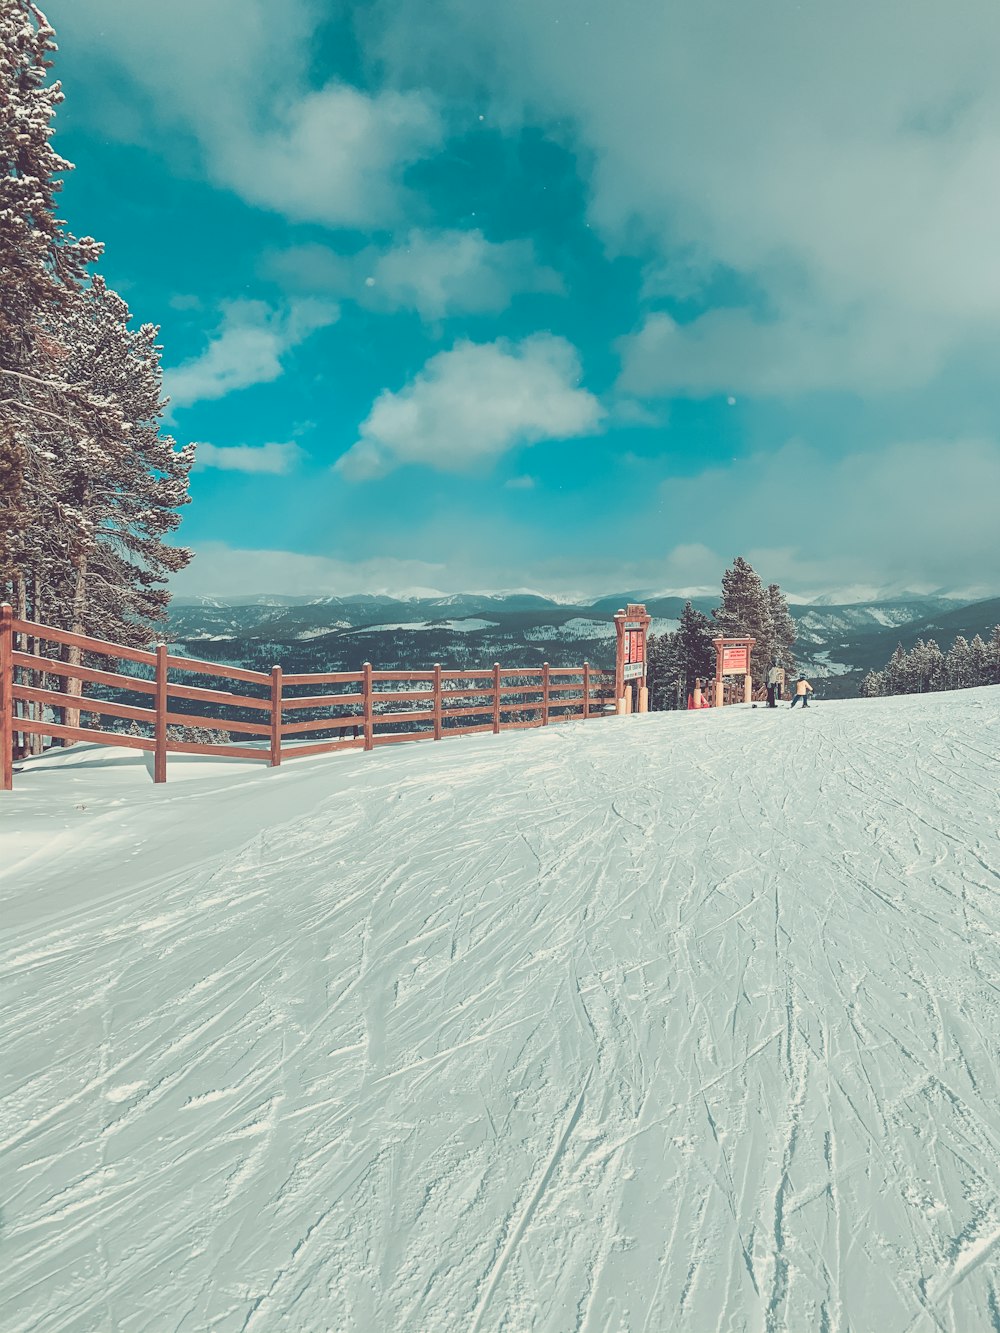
614, 604, 651, 713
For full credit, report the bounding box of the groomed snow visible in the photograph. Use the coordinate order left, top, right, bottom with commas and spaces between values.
2, 689, 999, 1332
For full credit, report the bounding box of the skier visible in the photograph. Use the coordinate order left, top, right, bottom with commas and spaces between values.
790, 674, 814, 708
767, 662, 784, 706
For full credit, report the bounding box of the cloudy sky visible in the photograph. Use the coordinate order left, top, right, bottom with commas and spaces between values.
45, 0, 1000, 600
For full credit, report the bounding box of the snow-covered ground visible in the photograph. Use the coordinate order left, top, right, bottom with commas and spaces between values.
354, 617, 501, 634
799, 649, 855, 678
2, 688, 999, 1332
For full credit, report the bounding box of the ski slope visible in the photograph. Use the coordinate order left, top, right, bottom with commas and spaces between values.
2, 689, 999, 1333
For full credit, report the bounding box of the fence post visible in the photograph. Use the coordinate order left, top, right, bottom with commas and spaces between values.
493, 663, 501, 733
583, 661, 590, 720
542, 662, 550, 725
363, 662, 374, 751
433, 663, 442, 740
1, 604, 13, 791
154, 643, 167, 784
270, 665, 283, 767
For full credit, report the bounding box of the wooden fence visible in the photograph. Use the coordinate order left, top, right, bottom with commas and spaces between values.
0, 604, 615, 790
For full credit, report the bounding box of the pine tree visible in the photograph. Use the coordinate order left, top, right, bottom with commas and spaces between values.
968, 634, 989, 687
713, 556, 771, 682
909, 639, 946, 693
0, 1, 102, 598
766, 583, 797, 674
988, 626, 1000, 685
945, 636, 975, 690
884, 643, 911, 694
860, 670, 885, 697
675, 601, 715, 698
863, 626, 1000, 700
647, 631, 682, 710
1, 9, 193, 756
45, 277, 194, 647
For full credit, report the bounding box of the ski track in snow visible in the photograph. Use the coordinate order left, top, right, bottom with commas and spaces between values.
1, 689, 999, 1332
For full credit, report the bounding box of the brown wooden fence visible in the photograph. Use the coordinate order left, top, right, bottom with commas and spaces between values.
0, 604, 615, 790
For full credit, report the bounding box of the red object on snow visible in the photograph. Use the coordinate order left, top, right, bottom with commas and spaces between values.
687, 693, 695, 710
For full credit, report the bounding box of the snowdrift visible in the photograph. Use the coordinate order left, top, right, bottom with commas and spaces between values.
2, 688, 999, 1332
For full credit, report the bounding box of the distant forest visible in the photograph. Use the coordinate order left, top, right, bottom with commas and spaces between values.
860, 630, 1000, 698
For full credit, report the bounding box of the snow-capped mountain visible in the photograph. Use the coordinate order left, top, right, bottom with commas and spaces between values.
165, 590, 997, 697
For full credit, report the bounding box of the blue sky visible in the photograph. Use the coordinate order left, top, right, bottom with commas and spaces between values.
44, 0, 1000, 601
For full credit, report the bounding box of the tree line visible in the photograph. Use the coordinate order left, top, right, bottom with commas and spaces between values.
646, 556, 797, 709
1, 3, 191, 748
860, 630, 1000, 698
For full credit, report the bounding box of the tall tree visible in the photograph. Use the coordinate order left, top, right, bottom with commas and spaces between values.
968, 634, 989, 687
646, 632, 681, 711
0, 0, 102, 602
713, 556, 771, 682
988, 626, 1000, 685
884, 643, 911, 694
909, 639, 946, 693
1, 7, 193, 753
675, 601, 715, 698
766, 583, 797, 673
945, 636, 975, 690
45, 278, 194, 646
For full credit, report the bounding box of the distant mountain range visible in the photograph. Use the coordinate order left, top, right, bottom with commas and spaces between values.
167, 590, 1000, 699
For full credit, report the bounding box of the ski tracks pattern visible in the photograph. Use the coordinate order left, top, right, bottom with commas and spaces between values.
1, 690, 999, 1331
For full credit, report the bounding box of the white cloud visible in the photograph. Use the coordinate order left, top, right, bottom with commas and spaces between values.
266, 229, 563, 321
46, 0, 441, 227
366, 230, 562, 319
193, 442, 304, 475
657, 437, 1000, 595
164, 299, 337, 409
617, 307, 947, 398
171, 543, 448, 599
214, 85, 441, 228
170, 538, 698, 602
336, 335, 605, 480
504, 475, 536, 489
373, 0, 1000, 394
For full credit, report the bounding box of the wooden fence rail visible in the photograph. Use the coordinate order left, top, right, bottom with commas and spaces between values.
0, 604, 615, 790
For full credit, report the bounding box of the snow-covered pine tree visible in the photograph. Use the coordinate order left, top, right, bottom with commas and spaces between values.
33, 278, 194, 726
766, 583, 796, 673
988, 626, 1000, 685
884, 643, 911, 694
909, 639, 946, 694
866, 627, 998, 700
968, 633, 989, 687
713, 556, 771, 682
0, 1, 102, 606
47, 278, 194, 643
944, 636, 975, 690
859, 669, 885, 697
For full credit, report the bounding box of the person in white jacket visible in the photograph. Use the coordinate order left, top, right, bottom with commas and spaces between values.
790, 675, 814, 708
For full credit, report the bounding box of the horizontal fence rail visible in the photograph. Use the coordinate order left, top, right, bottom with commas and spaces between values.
0, 605, 616, 789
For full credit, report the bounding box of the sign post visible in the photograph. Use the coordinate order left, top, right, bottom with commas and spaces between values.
614, 603, 651, 714
712, 636, 755, 706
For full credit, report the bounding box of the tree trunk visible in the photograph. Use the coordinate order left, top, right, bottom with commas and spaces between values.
64, 554, 87, 733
